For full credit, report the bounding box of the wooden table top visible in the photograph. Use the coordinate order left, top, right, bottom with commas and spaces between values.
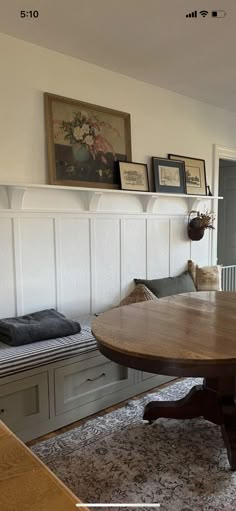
92, 291, 236, 377
0, 421, 89, 511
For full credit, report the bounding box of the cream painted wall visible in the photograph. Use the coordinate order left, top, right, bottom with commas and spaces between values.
1, 32, 236, 186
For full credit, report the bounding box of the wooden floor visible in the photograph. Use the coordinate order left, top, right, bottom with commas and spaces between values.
27, 378, 179, 447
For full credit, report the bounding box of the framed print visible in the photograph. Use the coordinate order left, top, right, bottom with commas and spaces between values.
168, 154, 207, 195
44, 93, 132, 189
118, 161, 149, 191
152, 157, 186, 194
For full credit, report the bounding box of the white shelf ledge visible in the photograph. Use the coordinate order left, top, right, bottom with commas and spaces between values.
0, 183, 223, 213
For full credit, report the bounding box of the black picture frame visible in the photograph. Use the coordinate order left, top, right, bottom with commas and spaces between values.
168, 154, 207, 196
152, 157, 186, 194
118, 161, 149, 192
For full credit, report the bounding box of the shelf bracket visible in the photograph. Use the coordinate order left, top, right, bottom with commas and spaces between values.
188, 197, 213, 213
141, 195, 158, 213
87, 191, 103, 212
5, 186, 27, 209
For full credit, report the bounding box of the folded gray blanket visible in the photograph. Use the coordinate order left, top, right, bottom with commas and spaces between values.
0, 309, 81, 346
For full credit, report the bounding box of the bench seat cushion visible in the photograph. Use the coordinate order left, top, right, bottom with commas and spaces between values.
0, 316, 97, 378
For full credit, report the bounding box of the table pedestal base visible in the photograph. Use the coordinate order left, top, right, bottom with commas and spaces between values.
143, 377, 236, 470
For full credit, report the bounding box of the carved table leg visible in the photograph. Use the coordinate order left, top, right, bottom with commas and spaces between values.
143, 377, 236, 469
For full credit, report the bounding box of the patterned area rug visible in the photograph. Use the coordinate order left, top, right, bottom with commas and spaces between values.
32, 378, 236, 511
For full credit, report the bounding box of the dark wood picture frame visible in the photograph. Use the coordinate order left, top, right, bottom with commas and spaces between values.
168, 154, 207, 196
152, 157, 186, 194
118, 161, 149, 192
44, 93, 132, 189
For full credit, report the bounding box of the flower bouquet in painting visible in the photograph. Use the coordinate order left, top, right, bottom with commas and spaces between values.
45, 94, 131, 189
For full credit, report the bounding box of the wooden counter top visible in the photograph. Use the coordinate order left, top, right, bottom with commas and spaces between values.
0, 420, 89, 511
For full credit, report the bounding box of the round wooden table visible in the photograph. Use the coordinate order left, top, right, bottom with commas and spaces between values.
92, 291, 236, 470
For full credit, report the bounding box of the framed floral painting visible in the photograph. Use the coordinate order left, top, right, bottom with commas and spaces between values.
44, 93, 132, 189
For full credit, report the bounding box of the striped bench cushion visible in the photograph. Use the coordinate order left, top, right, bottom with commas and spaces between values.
0, 319, 97, 378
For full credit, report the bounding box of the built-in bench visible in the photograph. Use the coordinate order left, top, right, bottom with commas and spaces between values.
0, 316, 172, 442
0, 325, 97, 378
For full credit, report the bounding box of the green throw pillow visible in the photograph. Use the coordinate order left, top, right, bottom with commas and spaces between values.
134, 271, 196, 298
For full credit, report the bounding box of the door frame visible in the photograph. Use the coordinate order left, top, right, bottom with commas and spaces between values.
212, 144, 236, 264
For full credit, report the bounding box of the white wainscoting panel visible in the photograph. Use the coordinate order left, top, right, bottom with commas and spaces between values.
190, 228, 211, 266
60, 218, 91, 317
170, 218, 191, 276
147, 218, 170, 279
20, 218, 56, 314
121, 218, 146, 299
0, 218, 16, 317
0, 193, 213, 319
92, 218, 121, 313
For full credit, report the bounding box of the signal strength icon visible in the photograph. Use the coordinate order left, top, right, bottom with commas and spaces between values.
199, 10, 209, 17
186, 10, 197, 18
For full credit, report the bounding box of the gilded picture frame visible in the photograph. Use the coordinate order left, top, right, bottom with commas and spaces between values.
44, 93, 132, 189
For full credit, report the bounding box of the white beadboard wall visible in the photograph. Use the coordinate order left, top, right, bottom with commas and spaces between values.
0, 194, 211, 319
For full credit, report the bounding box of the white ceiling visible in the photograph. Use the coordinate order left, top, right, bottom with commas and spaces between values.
1, 0, 236, 112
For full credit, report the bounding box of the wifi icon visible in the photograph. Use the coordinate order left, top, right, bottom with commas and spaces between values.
199, 10, 209, 17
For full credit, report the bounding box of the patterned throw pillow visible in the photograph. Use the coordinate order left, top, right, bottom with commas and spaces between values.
119, 284, 158, 306
188, 260, 222, 291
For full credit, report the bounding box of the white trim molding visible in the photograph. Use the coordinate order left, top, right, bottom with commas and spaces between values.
212, 145, 236, 264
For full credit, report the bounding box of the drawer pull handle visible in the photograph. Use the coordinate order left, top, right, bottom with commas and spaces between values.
0, 409, 5, 414
87, 372, 106, 382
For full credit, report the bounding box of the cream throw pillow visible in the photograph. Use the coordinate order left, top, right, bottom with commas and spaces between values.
188, 260, 222, 291
188, 260, 197, 286
119, 284, 158, 306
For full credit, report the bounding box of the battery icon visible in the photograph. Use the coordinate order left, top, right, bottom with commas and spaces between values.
211, 10, 227, 17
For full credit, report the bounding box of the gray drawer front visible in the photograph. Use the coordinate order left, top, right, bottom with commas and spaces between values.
55, 354, 133, 415
0, 373, 49, 431
141, 371, 157, 381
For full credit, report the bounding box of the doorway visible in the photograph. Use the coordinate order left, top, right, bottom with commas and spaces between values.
217, 159, 236, 266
